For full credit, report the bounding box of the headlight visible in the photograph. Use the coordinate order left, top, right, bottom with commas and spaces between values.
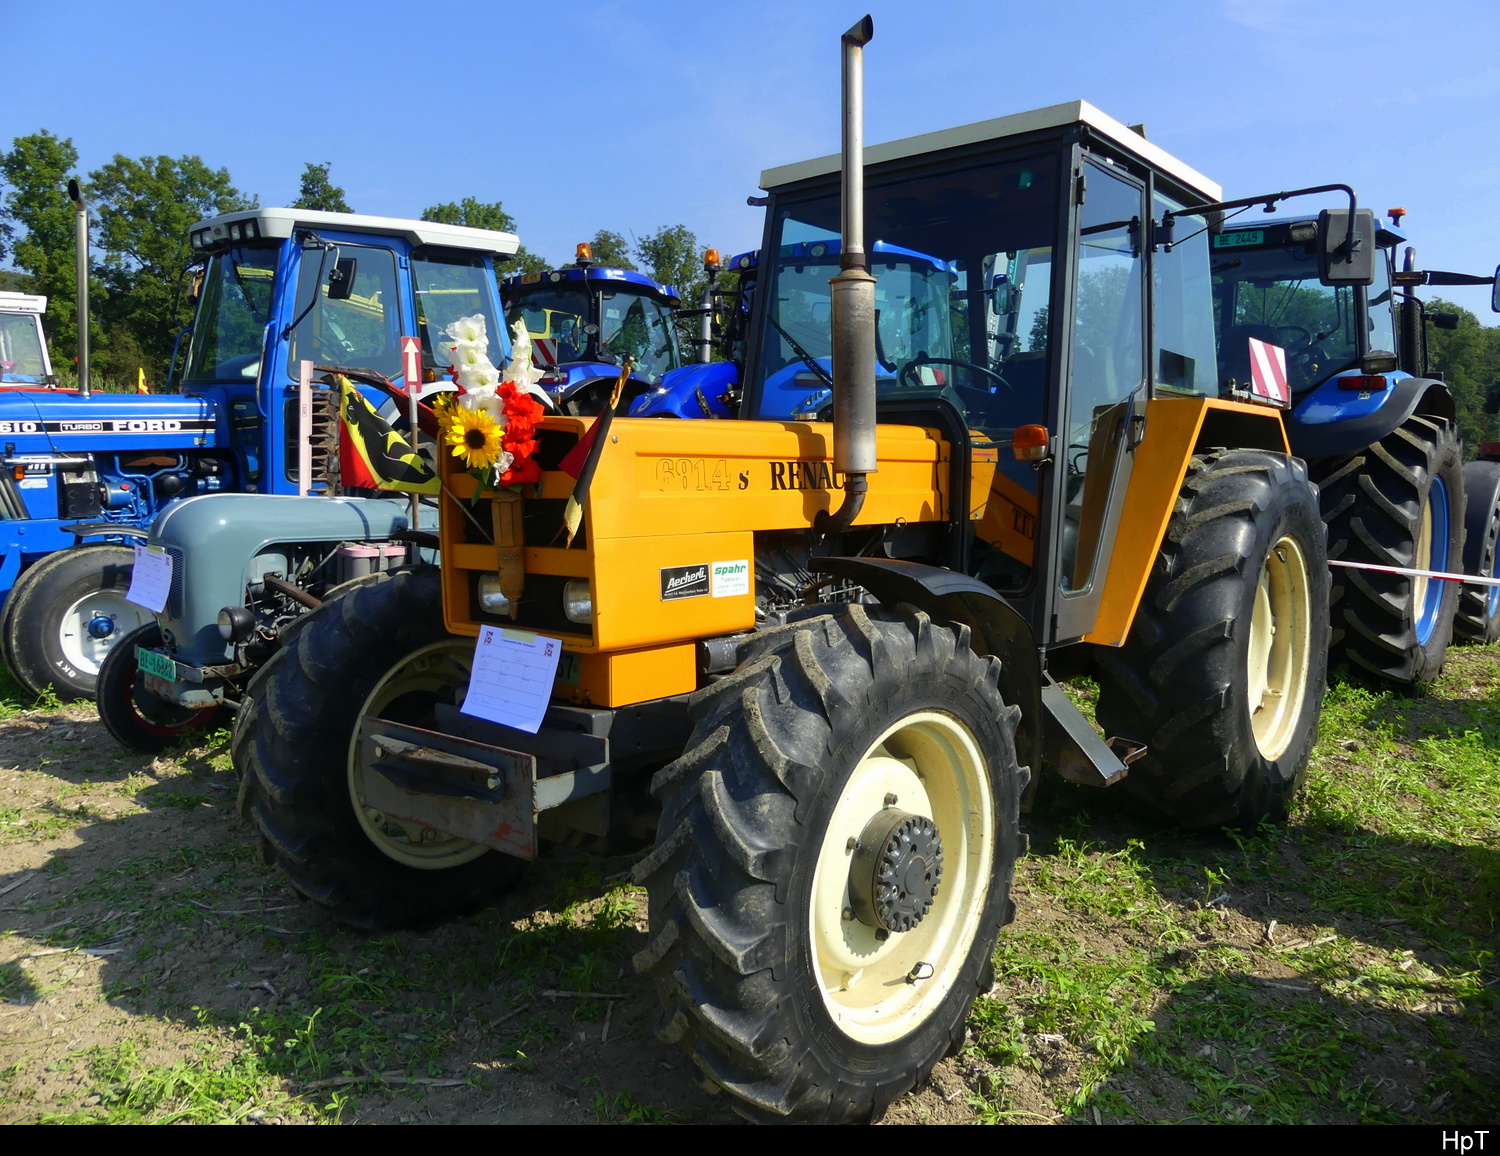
563, 579, 593, 623
477, 573, 510, 615
217, 605, 255, 642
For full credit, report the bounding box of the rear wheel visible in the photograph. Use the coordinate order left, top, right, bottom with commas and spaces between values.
634, 604, 1024, 1123
1454, 460, 1500, 644
236, 568, 521, 930
1094, 450, 1329, 830
1316, 414, 1465, 685
97, 623, 222, 754
3, 545, 151, 701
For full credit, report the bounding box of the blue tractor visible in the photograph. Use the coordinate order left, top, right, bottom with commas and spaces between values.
503, 246, 683, 415
0, 206, 521, 702
1206, 209, 1500, 683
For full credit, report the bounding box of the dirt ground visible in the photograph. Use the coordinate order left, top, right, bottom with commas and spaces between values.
1, 673, 1495, 1125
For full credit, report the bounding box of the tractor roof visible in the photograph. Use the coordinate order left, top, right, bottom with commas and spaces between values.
761, 100, 1220, 202
505, 265, 681, 305
189, 208, 521, 256
0, 292, 47, 315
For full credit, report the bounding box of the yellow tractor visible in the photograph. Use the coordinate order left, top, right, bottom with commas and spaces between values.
235, 18, 1354, 1123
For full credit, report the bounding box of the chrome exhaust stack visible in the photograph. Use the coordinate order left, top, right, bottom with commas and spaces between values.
67, 179, 91, 398
818, 14, 876, 535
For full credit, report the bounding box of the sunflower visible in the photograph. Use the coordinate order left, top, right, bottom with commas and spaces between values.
446, 406, 504, 472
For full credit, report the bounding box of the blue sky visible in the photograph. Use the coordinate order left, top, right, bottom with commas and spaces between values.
5, 0, 1499, 317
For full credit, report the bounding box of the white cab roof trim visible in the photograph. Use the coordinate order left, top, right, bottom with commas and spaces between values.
761, 100, 1220, 202
191, 208, 520, 256
0, 291, 47, 315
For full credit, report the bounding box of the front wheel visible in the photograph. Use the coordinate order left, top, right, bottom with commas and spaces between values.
1094, 450, 1330, 830
3, 544, 152, 701
97, 623, 222, 754
1316, 414, 1465, 685
634, 604, 1024, 1123
1454, 460, 1500, 645
235, 568, 522, 930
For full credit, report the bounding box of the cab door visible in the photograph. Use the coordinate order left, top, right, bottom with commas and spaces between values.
1049, 157, 1148, 641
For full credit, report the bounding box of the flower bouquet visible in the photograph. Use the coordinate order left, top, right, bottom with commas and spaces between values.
437, 314, 551, 495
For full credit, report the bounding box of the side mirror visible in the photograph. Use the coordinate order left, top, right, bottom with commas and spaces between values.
1484, 383, 1500, 416
1430, 311, 1461, 331
1317, 208, 1376, 286
1492, 264, 1500, 313
327, 257, 358, 302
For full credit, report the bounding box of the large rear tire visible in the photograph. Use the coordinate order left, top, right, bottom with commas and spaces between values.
1316, 414, 1465, 684
1454, 459, 1500, 645
235, 568, 522, 930
1094, 450, 1329, 831
3, 544, 151, 701
97, 623, 223, 754
634, 604, 1024, 1124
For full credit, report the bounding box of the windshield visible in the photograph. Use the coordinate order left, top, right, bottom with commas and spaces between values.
506, 285, 681, 382
751, 155, 1059, 434
183, 246, 277, 384
0, 313, 48, 382
414, 252, 502, 372
1210, 240, 1360, 393
600, 289, 679, 383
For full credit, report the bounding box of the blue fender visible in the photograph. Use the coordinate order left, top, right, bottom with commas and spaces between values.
1287, 371, 1454, 461
628, 362, 738, 418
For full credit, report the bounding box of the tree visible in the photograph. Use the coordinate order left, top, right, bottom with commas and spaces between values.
1425, 297, 1500, 455
0, 131, 96, 358
88, 153, 254, 381
292, 162, 351, 213
587, 229, 635, 271
634, 223, 741, 361
421, 197, 516, 234
422, 198, 547, 277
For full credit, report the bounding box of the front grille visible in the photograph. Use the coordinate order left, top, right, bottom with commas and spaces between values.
166, 545, 186, 617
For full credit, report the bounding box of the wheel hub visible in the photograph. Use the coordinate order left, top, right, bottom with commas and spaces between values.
86, 614, 115, 640
849, 809, 943, 932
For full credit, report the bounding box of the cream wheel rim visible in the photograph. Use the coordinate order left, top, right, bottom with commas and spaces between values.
348, 640, 489, 869
1247, 535, 1312, 761
808, 710, 994, 1046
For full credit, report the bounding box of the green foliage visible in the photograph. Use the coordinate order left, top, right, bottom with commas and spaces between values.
636, 223, 700, 296
0, 131, 98, 358
1425, 297, 1500, 454
421, 197, 546, 277
587, 229, 636, 271
87, 152, 254, 383
291, 162, 351, 213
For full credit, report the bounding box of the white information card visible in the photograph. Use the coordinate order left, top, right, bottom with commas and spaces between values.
125, 544, 173, 614
460, 625, 563, 735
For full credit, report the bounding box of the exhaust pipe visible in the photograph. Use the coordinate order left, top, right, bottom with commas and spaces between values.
67, 179, 91, 398
817, 14, 876, 536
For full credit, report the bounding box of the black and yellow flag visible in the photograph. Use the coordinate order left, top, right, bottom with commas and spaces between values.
338, 377, 440, 494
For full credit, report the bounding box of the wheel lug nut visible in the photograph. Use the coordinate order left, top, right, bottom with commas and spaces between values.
842, 907, 854, 921
846, 836, 857, 852
884, 793, 898, 806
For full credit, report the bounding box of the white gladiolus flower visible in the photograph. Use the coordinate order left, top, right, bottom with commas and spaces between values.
459, 383, 506, 424
445, 314, 488, 347
504, 318, 554, 407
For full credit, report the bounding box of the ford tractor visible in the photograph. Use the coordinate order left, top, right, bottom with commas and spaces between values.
0, 207, 519, 703
1205, 212, 1500, 681
233, 18, 1358, 1122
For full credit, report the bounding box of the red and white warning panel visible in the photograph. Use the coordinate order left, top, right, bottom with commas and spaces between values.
1248, 338, 1290, 406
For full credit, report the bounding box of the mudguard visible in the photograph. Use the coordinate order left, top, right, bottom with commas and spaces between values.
1287, 371, 1454, 461
629, 361, 737, 418
150, 493, 414, 667
809, 556, 1043, 776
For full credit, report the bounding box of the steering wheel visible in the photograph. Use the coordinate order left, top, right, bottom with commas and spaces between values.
1270, 325, 1312, 346
898, 357, 1011, 403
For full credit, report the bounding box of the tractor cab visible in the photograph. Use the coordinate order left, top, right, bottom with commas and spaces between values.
503, 254, 682, 415
745, 100, 1236, 643
0, 293, 56, 388
180, 208, 518, 494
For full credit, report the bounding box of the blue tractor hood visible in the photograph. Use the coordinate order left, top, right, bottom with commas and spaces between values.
0, 391, 218, 454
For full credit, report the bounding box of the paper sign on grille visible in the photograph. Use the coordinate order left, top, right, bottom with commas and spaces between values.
1247, 338, 1289, 406
125, 544, 172, 614
461, 625, 563, 735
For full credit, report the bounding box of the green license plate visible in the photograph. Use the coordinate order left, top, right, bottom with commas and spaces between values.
136, 646, 178, 681
1213, 229, 1265, 249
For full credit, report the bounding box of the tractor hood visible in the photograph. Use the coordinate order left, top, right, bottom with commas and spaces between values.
0, 391, 217, 453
